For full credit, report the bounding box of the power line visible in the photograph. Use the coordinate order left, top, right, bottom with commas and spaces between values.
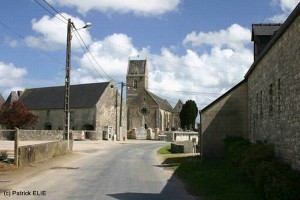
72, 30, 107, 80
0, 20, 65, 68
73, 28, 114, 81
33, 0, 67, 24
42, 0, 68, 22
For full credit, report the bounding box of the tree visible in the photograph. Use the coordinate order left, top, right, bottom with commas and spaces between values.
180, 100, 198, 130
0, 101, 38, 129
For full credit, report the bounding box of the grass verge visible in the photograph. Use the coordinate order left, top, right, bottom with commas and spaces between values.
157, 145, 263, 200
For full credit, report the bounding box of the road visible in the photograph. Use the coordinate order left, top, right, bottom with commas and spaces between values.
0, 140, 200, 200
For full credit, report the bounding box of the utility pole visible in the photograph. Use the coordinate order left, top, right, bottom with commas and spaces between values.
64, 18, 72, 141
119, 82, 124, 141
115, 89, 118, 141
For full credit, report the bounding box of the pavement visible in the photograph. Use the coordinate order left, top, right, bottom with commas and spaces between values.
0, 139, 201, 200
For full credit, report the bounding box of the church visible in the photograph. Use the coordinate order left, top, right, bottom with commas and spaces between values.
126, 59, 183, 138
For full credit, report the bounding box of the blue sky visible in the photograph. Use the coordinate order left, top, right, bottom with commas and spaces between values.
0, 0, 299, 108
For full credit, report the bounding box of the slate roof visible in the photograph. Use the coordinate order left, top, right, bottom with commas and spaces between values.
127, 59, 147, 75
251, 23, 281, 41
18, 82, 111, 110
246, 2, 300, 78
148, 91, 173, 112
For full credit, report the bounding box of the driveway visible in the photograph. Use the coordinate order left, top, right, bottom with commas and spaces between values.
0, 140, 200, 200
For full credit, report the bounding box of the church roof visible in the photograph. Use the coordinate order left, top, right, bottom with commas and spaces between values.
18, 82, 111, 110
127, 59, 147, 75
148, 91, 173, 112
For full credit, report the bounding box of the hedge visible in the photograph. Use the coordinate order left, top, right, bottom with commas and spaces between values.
223, 136, 300, 200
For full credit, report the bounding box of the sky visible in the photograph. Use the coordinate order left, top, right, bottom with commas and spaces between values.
0, 0, 299, 109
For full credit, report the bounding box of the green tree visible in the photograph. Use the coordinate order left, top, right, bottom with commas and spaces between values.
0, 101, 38, 129
180, 100, 198, 130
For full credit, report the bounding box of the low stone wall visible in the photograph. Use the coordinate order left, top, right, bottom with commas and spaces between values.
18, 140, 72, 167
162, 131, 198, 142
171, 143, 184, 153
85, 131, 103, 140
171, 141, 195, 153
0, 130, 99, 141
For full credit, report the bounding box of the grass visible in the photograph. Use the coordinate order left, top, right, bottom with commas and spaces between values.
157, 145, 172, 154
157, 145, 263, 200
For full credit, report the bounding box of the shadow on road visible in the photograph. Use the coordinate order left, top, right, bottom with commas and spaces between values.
107, 156, 202, 200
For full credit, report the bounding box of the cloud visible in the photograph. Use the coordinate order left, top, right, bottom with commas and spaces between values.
71, 33, 149, 84
25, 13, 92, 51
269, 0, 299, 22
47, 0, 181, 16
183, 24, 251, 51
0, 62, 27, 97
72, 23, 253, 109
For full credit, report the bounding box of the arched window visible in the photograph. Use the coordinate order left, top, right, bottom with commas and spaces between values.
133, 79, 137, 89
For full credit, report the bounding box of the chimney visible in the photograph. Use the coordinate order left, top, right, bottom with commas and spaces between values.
251, 23, 281, 61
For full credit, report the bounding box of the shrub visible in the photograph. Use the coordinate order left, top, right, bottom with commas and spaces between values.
0, 151, 8, 160
223, 136, 300, 200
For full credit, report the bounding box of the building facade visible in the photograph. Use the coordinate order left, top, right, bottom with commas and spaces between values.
13, 81, 126, 139
246, 4, 300, 169
126, 59, 182, 138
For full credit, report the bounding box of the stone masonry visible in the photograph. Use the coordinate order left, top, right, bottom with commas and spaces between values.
247, 13, 300, 169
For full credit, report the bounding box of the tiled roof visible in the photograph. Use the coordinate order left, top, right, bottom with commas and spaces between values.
148, 91, 173, 112
18, 82, 111, 109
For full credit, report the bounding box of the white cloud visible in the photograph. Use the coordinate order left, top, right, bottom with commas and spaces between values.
183, 24, 251, 51
269, 0, 299, 22
48, 0, 181, 16
0, 62, 27, 97
25, 13, 92, 51
70, 23, 253, 109
71, 33, 149, 84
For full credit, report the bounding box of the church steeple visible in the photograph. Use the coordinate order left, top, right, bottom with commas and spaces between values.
126, 59, 148, 103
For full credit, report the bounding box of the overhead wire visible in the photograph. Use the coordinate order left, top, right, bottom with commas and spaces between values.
33, 0, 67, 24
42, 0, 68, 22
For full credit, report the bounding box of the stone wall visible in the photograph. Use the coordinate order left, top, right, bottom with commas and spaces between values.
171, 141, 195, 153
201, 81, 248, 158
247, 14, 300, 169
18, 140, 72, 167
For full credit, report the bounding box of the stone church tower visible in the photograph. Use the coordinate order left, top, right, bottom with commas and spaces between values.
126, 58, 182, 138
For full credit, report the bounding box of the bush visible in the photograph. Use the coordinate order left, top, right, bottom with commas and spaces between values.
223, 136, 300, 200
0, 151, 8, 160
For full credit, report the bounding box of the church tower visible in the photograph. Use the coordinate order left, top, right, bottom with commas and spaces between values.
126, 59, 148, 104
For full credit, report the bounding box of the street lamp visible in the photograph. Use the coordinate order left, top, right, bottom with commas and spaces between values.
64, 18, 92, 149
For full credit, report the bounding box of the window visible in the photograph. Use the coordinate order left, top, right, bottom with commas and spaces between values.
269, 84, 273, 116
260, 91, 263, 118
278, 79, 281, 115
46, 110, 50, 120
133, 79, 137, 89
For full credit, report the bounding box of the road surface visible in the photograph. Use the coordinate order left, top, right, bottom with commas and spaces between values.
0, 140, 200, 200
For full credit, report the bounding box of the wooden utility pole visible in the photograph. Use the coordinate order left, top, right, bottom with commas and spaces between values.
64, 18, 72, 140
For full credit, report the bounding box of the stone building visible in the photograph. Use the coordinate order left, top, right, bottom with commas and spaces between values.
0, 93, 4, 106
200, 80, 248, 158
126, 59, 182, 138
200, 3, 300, 169
12, 81, 126, 139
245, 3, 300, 169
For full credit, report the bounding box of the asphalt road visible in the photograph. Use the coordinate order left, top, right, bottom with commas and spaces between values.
0, 140, 200, 200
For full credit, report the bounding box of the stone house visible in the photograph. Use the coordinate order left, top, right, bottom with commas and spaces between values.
245, 3, 300, 169
200, 3, 300, 169
200, 80, 248, 158
126, 59, 182, 138
13, 81, 126, 139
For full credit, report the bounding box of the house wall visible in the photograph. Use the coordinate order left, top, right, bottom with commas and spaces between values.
248, 14, 300, 169
201, 81, 248, 158
95, 82, 127, 140
29, 108, 95, 130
